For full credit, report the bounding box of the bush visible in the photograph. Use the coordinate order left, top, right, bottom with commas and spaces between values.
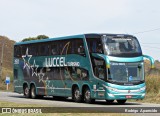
146, 74, 160, 94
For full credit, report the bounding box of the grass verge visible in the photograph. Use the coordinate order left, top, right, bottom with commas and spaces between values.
129, 93, 160, 104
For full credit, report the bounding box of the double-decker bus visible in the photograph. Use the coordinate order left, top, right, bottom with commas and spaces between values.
13, 34, 154, 104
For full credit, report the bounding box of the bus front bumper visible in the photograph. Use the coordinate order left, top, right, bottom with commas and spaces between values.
103, 83, 146, 100
107, 93, 145, 100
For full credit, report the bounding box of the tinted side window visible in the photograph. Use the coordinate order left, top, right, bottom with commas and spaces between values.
61, 40, 71, 55
50, 43, 58, 55
14, 69, 18, 79
28, 44, 38, 56
43, 67, 65, 80
49, 38, 86, 56
21, 45, 27, 55
70, 40, 75, 54
92, 58, 106, 80
64, 67, 89, 80
71, 39, 85, 56
86, 38, 103, 54
60, 39, 76, 54
14, 45, 21, 58
39, 43, 49, 56
50, 38, 85, 56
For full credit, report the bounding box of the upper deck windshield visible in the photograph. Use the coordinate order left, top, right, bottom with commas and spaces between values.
103, 36, 142, 57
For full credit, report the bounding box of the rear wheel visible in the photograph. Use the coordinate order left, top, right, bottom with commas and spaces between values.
117, 100, 127, 104
84, 87, 95, 104
106, 100, 114, 103
73, 87, 82, 102
31, 85, 36, 99
24, 85, 30, 98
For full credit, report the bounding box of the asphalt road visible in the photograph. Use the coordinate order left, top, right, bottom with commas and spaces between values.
0, 91, 160, 114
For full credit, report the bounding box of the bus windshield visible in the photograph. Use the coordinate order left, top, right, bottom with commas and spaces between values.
108, 62, 144, 84
103, 36, 142, 57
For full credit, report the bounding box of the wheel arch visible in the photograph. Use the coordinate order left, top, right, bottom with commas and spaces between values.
82, 84, 91, 96
72, 84, 81, 97
23, 81, 29, 89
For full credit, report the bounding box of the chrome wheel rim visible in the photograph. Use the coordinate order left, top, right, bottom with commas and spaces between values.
74, 89, 80, 99
31, 87, 35, 98
25, 88, 29, 95
85, 90, 90, 100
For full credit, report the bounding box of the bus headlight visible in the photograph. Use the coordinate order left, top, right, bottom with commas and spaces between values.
104, 85, 118, 92
139, 86, 146, 91
108, 87, 118, 92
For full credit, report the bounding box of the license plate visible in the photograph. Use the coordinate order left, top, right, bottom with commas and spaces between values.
126, 95, 132, 98
98, 92, 104, 96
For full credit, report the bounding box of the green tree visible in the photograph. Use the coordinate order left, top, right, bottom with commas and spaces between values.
21, 37, 35, 42
21, 35, 49, 42
36, 35, 49, 40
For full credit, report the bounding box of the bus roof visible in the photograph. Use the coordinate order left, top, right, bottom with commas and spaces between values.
15, 33, 135, 45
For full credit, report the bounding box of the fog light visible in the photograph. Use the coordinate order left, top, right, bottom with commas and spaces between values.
93, 85, 96, 90
141, 93, 145, 97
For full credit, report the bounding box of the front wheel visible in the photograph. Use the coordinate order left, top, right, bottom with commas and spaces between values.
84, 88, 95, 104
117, 100, 127, 104
31, 85, 37, 99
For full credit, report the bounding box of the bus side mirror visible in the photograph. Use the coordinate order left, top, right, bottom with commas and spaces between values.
143, 55, 155, 69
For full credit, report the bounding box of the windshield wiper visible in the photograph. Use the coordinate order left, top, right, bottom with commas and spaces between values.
129, 80, 143, 82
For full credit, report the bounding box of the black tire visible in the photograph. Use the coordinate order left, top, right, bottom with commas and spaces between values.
106, 100, 114, 103
31, 85, 37, 99
24, 85, 30, 98
117, 100, 127, 104
73, 86, 82, 102
84, 87, 95, 104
